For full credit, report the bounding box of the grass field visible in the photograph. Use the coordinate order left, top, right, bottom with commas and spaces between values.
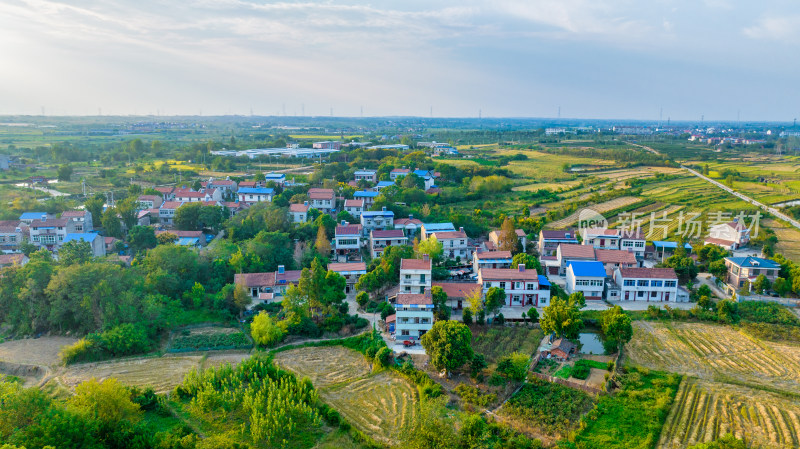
470, 325, 543, 365
626, 322, 800, 393
659, 378, 800, 449
0, 336, 78, 367
764, 218, 800, 261
274, 345, 417, 446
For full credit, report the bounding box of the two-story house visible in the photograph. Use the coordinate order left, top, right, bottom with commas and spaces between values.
478, 265, 549, 307
394, 216, 423, 236
420, 222, 455, 240
155, 187, 176, 200
395, 291, 434, 341
159, 201, 183, 225
19, 212, 54, 225
360, 208, 394, 236
207, 178, 238, 194
334, 223, 362, 258
373, 180, 395, 192
580, 227, 621, 250
237, 187, 275, 204
390, 168, 410, 181
354, 169, 377, 183
62, 210, 93, 233
289, 202, 310, 223
399, 256, 432, 294
556, 243, 596, 275
137, 195, 163, 209
370, 229, 408, 258
328, 262, 367, 294
538, 229, 579, 256
29, 217, 69, 251
343, 199, 364, 218
565, 260, 606, 300
472, 250, 513, 273
354, 190, 380, 208
595, 249, 638, 276
619, 229, 647, 259
0, 221, 26, 252
264, 172, 286, 186
723, 256, 781, 294
431, 228, 471, 261
613, 267, 681, 302
308, 188, 335, 213
705, 221, 751, 250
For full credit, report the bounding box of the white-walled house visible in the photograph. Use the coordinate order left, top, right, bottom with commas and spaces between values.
478, 266, 549, 307
420, 222, 455, 240
394, 216, 423, 236
264, 172, 286, 185
354, 190, 380, 208
334, 223, 362, 258
343, 199, 364, 218
390, 168, 410, 180
237, 187, 275, 204
565, 260, 606, 300
556, 243, 596, 275
29, 217, 69, 251
613, 267, 681, 302
370, 229, 408, 258
538, 229, 579, 257
360, 208, 394, 236
472, 250, 513, 273
395, 291, 434, 341
289, 202, 310, 223
399, 257, 432, 294
328, 262, 367, 294
581, 227, 646, 258
61, 210, 94, 232
159, 201, 183, 225
308, 188, 336, 213
705, 221, 751, 250
354, 169, 377, 183
430, 228, 470, 261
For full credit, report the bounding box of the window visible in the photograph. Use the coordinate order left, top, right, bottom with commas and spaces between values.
499, 282, 506, 289
401, 330, 410, 336
637, 291, 645, 297
513, 295, 520, 303
405, 274, 411, 279
665, 281, 677, 288
420, 274, 426, 283
484, 282, 490, 288
515, 282, 522, 289
651, 291, 658, 297
651, 280, 663, 287
637, 280, 649, 287
635, 241, 645, 248
623, 280, 635, 286
526, 283, 535, 290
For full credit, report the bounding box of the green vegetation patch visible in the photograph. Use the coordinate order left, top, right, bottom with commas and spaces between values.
471, 325, 543, 365
169, 331, 251, 352
501, 378, 595, 438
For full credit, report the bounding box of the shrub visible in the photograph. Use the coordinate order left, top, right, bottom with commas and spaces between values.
570, 363, 590, 380
251, 312, 285, 347
454, 384, 497, 407
496, 352, 530, 381
374, 347, 392, 368
462, 307, 473, 324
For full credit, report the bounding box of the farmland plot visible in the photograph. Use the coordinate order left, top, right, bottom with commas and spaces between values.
546, 196, 643, 229
275, 345, 417, 446
627, 322, 800, 392
659, 378, 800, 449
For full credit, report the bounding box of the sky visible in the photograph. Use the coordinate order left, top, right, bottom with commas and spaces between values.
0, 0, 799, 120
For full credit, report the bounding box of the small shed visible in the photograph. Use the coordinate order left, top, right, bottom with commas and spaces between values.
384, 314, 396, 333
548, 338, 576, 361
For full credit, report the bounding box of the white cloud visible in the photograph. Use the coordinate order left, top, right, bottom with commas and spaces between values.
743, 15, 800, 42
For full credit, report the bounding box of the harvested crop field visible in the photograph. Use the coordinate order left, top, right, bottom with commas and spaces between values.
626, 322, 800, 392
0, 336, 78, 367
546, 196, 642, 229
275, 345, 417, 446
59, 352, 249, 394
659, 378, 800, 449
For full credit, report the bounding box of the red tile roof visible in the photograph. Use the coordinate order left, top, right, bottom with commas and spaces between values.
30, 218, 69, 228
0, 254, 27, 265
704, 237, 736, 247
480, 267, 539, 280
157, 230, 203, 238
595, 249, 637, 264
289, 203, 309, 212
431, 231, 467, 240
433, 282, 480, 298
328, 262, 367, 272
61, 210, 88, 217
371, 229, 405, 239
394, 218, 423, 226
344, 199, 364, 207
618, 267, 678, 279
336, 224, 362, 236
401, 258, 431, 271
235, 272, 276, 287
396, 293, 432, 305
475, 250, 512, 260
160, 201, 184, 209
558, 244, 596, 259
540, 230, 577, 239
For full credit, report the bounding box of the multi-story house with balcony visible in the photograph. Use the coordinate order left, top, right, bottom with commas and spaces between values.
289, 202, 310, 223
705, 221, 751, 250
237, 187, 275, 204
472, 250, 513, 273
565, 260, 606, 301
354, 169, 377, 183
29, 217, 69, 251
399, 256, 432, 294
61, 210, 93, 232
723, 256, 781, 294
390, 168, 410, 181
137, 195, 163, 209
334, 223, 362, 259
613, 267, 681, 302
581, 227, 646, 259
343, 199, 364, 218
308, 188, 335, 213
538, 229, 579, 256
159, 201, 183, 225
420, 222, 455, 240
394, 216, 423, 236
354, 190, 380, 208
360, 208, 394, 236
596, 248, 638, 275
0, 221, 26, 252
430, 228, 471, 261
478, 265, 549, 307
370, 229, 408, 258
395, 291, 434, 341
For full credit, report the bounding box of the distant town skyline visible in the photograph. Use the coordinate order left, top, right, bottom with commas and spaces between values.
1, 1, 799, 121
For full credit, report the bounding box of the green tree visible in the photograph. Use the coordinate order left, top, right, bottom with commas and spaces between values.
356, 291, 370, 309
58, 239, 92, 266
526, 307, 539, 323
127, 225, 157, 254
314, 225, 331, 255
498, 217, 521, 254
401, 173, 424, 190
688, 433, 747, 449
600, 305, 633, 352
101, 207, 122, 238
774, 277, 790, 296
752, 274, 771, 294
115, 197, 139, 232
56, 164, 73, 182
417, 235, 443, 264
662, 254, 698, 284
567, 291, 586, 309
156, 232, 177, 245
709, 259, 727, 280
431, 286, 451, 321
174, 202, 201, 231
250, 311, 285, 347
84, 194, 105, 228
462, 307, 473, 325
511, 253, 541, 272
540, 297, 583, 339
484, 287, 505, 318
69, 378, 141, 424
421, 320, 474, 376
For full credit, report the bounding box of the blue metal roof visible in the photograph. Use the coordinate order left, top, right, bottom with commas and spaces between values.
413, 169, 431, 177
20, 212, 47, 220
538, 275, 551, 287
361, 210, 394, 217
63, 233, 99, 243
264, 173, 285, 179
725, 256, 780, 269
376, 181, 394, 187
653, 241, 693, 250
177, 237, 201, 246
354, 190, 380, 198
238, 187, 274, 194
422, 222, 455, 232
567, 260, 606, 277
354, 169, 376, 175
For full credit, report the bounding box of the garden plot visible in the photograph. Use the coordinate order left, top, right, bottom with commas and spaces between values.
60, 355, 205, 394
659, 378, 800, 449
274, 345, 417, 446
626, 322, 800, 392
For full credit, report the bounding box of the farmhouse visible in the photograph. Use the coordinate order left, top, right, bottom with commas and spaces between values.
395, 291, 434, 341
288, 202, 310, 223
61, 210, 94, 232
237, 187, 274, 204
370, 229, 407, 258
328, 262, 367, 294
420, 222, 455, 239
596, 248, 638, 275
373, 180, 394, 191
334, 223, 362, 259
723, 256, 780, 293
137, 195, 163, 209
472, 250, 513, 273
0, 221, 26, 252
538, 229, 579, 256
390, 168, 410, 180
556, 243, 596, 275
544, 338, 576, 361
394, 216, 423, 235
705, 221, 750, 250
478, 266, 549, 307
308, 188, 335, 213
354, 190, 380, 207
263, 172, 286, 185
343, 199, 364, 217
354, 169, 377, 183
613, 267, 680, 302
0, 253, 28, 267
430, 228, 470, 261
360, 208, 394, 236
19, 212, 54, 225
581, 227, 646, 258
432, 282, 480, 310
399, 256, 432, 294
159, 201, 183, 225
207, 178, 238, 193
62, 233, 106, 258
235, 272, 277, 298
565, 260, 606, 300
29, 217, 69, 251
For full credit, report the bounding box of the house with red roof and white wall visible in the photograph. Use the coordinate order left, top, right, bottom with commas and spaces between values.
478, 265, 549, 307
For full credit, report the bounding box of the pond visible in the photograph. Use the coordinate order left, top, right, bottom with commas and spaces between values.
578, 332, 605, 355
